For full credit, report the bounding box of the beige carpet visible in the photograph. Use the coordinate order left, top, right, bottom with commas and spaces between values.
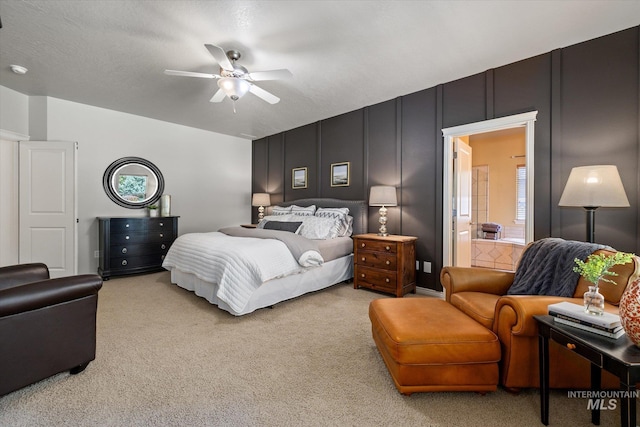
0, 271, 627, 426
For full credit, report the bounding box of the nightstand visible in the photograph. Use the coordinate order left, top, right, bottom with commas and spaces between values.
353, 233, 417, 297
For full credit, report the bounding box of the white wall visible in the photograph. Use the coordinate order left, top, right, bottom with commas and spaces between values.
0, 87, 252, 274
0, 86, 29, 136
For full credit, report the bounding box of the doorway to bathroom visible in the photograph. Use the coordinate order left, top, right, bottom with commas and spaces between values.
442, 111, 537, 271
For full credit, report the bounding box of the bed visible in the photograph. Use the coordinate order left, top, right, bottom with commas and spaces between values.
162, 198, 367, 316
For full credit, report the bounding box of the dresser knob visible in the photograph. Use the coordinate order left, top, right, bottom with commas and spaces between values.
566, 343, 576, 350
121, 248, 127, 254
361, 243, 365, 248
361, 257, 366, 262
125, 235, 130, 240
385, 246, 390, 251
161, 244, 166, 250
160, 233, 164, 238
161, 255, 165, 260
121, 260, 128, 266
361, 273, 365, 278
385, 278, 390, 283
159, 222, 164, 227
386, 260, 390, 265
125, 224, 130, 228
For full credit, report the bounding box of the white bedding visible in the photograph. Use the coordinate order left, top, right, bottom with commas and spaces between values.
162, 231, 322, 314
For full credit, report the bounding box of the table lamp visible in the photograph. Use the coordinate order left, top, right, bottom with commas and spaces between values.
369, 186, 397, 237
251, 193, 271, 222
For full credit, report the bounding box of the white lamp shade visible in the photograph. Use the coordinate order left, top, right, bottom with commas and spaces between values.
558, 165, 629, 208
252, 193, 271, 207
369, 186, 397, 207
218, 77, 251, 101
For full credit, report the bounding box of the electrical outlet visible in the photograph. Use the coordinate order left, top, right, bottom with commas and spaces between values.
94, 250, 100, 258
423, 261, 432, 274
416, 260, 420, 270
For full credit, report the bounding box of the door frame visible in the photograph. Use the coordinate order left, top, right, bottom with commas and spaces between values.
441, 111, 538, 268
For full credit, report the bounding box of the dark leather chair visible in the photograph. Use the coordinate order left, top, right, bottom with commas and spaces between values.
0, 263, 103, 396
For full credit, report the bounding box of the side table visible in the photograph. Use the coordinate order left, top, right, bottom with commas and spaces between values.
352, 233, 417, 297
535, 314, 640, 427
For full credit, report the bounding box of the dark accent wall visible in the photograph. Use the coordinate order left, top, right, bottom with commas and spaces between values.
253, 26, 640, 291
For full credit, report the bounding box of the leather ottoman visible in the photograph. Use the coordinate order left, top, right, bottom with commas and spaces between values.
369, 298, 500, 395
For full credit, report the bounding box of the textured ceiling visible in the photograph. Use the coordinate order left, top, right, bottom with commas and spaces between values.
0, 1, 638, 140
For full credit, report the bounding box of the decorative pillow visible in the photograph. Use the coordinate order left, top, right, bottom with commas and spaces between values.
297, 216, 342, 240
315, 207, 352, 236
290, 204, 316, 216
271, 205, 292, 216
262, 220, 303, 234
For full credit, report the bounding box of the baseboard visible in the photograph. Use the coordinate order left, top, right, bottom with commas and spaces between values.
415, 286, 444, 299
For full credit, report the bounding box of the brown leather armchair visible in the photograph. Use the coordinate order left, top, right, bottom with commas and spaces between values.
0, 263, 103, 396
441, 248, 640, 391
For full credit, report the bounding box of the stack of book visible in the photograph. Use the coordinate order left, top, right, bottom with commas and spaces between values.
548, 301, 625, 339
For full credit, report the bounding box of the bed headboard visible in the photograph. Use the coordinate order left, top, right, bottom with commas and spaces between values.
277, 198, 368, 236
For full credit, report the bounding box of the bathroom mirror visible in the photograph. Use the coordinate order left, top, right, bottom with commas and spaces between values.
103, 157, 164, 209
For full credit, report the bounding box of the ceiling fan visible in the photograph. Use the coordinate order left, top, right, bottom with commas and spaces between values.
164, 44, 292, 109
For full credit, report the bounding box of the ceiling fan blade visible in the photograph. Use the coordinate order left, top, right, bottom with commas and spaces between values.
205, 44, 234, 72
210, 89, 226, 103
249, 84, 280, 104
247, 69, 293, 81
164, 70, 219, 79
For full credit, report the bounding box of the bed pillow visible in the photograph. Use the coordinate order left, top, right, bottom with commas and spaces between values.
297, 216, 342, 240
262, 220, 303, 234
271, 205, 292, 216
257, 214, 293, 227
290, 204, 316, 216
315, 207, 352, 236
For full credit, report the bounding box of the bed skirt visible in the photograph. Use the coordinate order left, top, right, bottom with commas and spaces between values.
169, 254, 354, 316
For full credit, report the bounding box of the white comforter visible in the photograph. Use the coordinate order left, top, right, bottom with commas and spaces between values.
162, 232, 321, 313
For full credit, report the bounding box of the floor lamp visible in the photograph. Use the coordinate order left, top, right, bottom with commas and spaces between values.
558, 165, 629, 243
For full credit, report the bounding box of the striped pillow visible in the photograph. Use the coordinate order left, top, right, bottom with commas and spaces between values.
315, 207, 352, 237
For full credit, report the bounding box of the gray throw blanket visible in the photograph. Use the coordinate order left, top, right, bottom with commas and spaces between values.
218, 226, 323, 267
507, 238, 606, 297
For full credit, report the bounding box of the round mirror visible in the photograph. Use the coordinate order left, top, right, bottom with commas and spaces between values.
103, 157, 164, 209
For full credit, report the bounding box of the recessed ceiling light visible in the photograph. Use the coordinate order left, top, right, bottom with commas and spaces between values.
10, 64, 28, 75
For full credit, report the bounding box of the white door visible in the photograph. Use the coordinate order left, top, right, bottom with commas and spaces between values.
19, 141, 77, 277
454, 138, 472, 267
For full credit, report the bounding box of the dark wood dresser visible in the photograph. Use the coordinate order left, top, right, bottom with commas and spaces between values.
353, 233, 417, 297
97, 216, 179, 280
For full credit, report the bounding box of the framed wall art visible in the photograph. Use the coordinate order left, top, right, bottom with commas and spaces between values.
292, 167, 308, 189
330, 162, 350, 187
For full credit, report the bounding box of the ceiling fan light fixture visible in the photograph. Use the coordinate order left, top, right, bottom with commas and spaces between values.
217, 77, 250, 101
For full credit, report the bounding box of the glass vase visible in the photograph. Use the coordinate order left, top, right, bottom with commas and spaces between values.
583, 285, 605, 316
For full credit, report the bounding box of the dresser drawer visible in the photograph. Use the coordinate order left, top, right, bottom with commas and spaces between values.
110, 254, 167, 271
148, 219, 174, 231
110, 232, 148, 244
356, 239, 397, 254
110, 218, 147, 232
146, 230, 173, 243
356, 251, 396, 270
355, 265, 397, 291
111, 242, 170, 256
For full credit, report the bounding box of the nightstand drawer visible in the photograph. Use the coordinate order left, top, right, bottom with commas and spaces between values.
355, 265, 397, 290
356, 240, 397, 254
356, 252, 396, 270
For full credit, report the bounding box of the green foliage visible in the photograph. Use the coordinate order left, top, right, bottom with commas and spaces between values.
573, 252, 635, 286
